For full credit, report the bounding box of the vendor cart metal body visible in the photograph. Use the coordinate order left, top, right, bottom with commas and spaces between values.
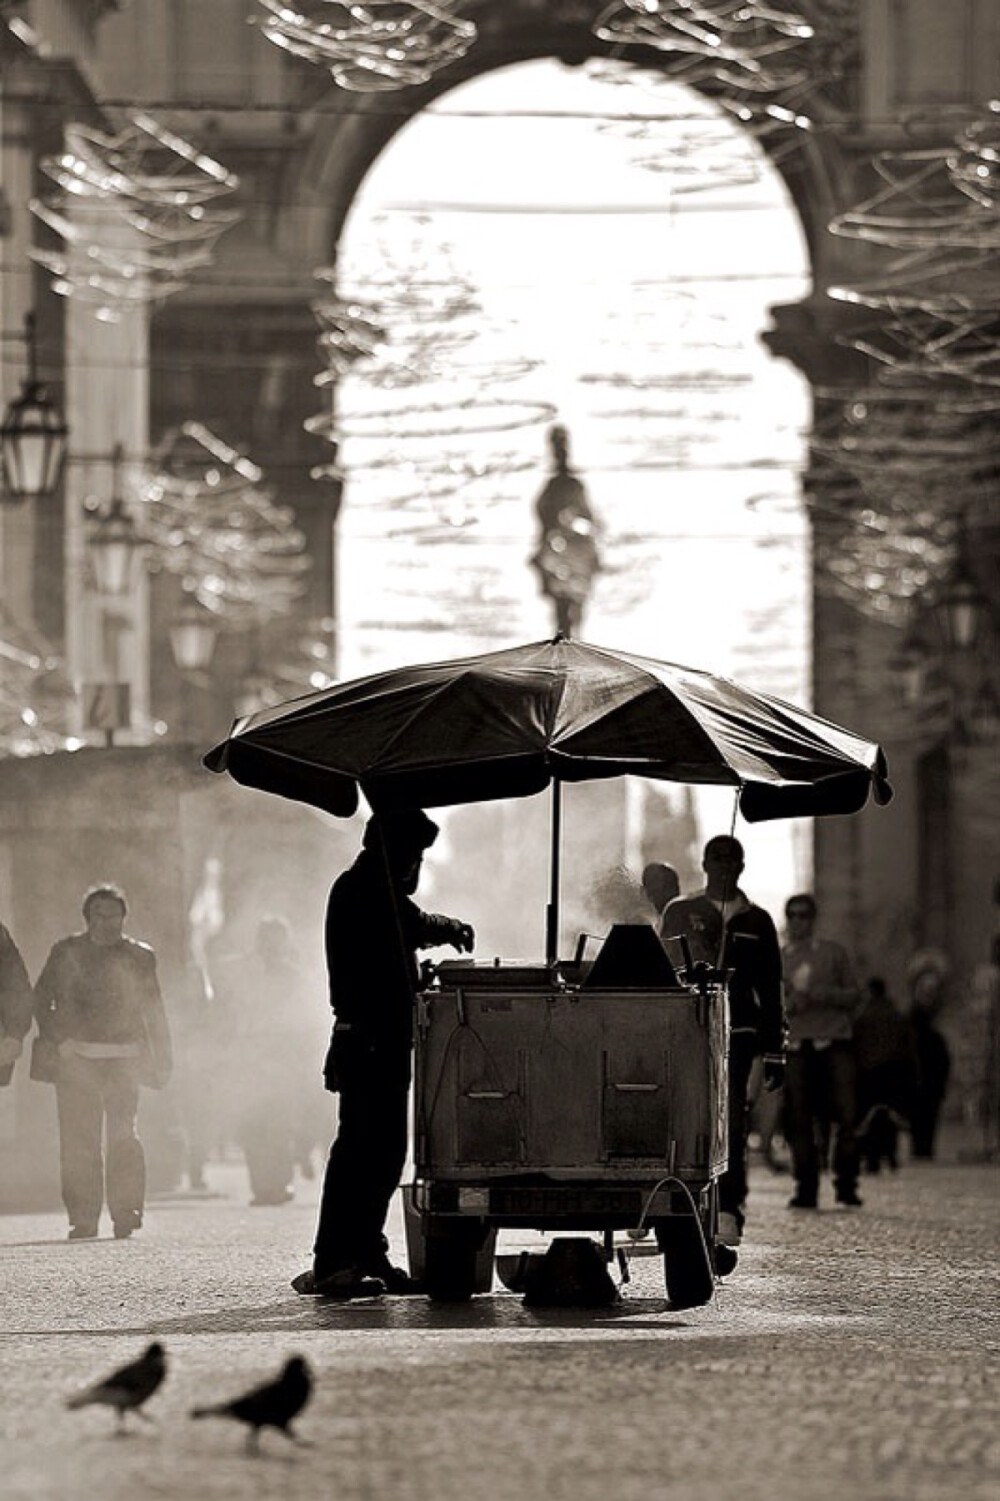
406, 959, 729, 1307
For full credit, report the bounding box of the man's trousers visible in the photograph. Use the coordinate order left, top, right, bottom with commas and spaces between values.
55, 1054, 145, 1231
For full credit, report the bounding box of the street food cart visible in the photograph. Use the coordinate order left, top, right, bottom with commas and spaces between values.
205, 636, 892, 1308
407, 948, 728, 1307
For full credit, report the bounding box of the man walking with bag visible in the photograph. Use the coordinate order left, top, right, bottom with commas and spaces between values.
34, 885, 172, 1240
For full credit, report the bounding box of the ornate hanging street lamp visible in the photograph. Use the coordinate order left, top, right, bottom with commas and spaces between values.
1, 312, 69, 503
170, 593, 219, 673
932, 549, 990, 654
86, 444, 144, 596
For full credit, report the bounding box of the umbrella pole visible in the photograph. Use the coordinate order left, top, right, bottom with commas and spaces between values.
545, 777, 562, 967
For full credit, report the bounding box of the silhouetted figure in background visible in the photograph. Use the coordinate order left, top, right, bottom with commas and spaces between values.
0, 919, 33, 1086
661, 835, 785, 1263
216, 915, 320, 1206
293, 811, 474, 1299
34, 885, 172, 1240
782, 893, 863, 1209
641, 861, 680, 923
530, 424, 601, 637
907, 957, 952, 1159
854, 976, 918, 1173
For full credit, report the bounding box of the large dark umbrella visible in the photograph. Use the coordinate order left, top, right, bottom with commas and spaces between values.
204, 637, 891, 961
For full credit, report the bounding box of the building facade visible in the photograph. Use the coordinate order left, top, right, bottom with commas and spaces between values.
1, 0, 997, 1023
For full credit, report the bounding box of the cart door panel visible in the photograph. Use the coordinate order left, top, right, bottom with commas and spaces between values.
453, 1026, 524, 1166
602, 1045, 670, 1159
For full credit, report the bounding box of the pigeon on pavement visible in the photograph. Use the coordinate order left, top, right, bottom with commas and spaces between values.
65, 1342, 167, 1432
191, 1355, 313, 1455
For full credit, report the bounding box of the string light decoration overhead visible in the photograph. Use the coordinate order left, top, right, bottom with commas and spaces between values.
0, 605, 78, 759
806, 384, 1000, 622
138, 423, 310, 626
307, 224, 551, 498
310, 275, 387, 385
587, 0, 858, 191
592, 1, 815, 93
255, 1, 476, 93
829, 102, 1000, 387
29, 114, 240, 320
812, 97, 1000, 622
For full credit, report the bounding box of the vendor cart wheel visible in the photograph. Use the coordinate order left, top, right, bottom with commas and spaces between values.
423, 1221, 485, 1302
654, 1214, 715, 1310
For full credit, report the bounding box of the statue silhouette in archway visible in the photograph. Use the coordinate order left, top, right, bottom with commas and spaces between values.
530, 424, 601, 638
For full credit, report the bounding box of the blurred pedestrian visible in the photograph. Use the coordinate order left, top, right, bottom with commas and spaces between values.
215, 915, 322, 1205
0, 919, 33, 1086
906, 953, 952, 1160
641, 862, 680, 923
854, 976, 918, 1173
33, 885, 172, 1240
661, 835, 785, 1263
293, 810, 475, 1299
782, 893, 863, 1209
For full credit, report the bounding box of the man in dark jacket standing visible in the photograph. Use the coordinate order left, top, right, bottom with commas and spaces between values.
661, 835, 785, 1264
33, 885, 171, 1240
0, 920, 33, 1086
293, 810, 474, 1299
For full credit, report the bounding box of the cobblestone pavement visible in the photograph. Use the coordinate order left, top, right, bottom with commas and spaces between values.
1, 1148, 997, 1501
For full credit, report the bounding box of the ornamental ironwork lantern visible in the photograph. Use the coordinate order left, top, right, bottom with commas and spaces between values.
86, 445, 144, 596
0, 313, 68, 503
170, 594, 219, 672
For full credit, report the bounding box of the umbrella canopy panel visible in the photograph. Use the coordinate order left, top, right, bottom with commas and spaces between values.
205, 638, 891, 823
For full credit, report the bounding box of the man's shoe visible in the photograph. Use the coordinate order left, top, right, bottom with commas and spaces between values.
291, 1267, 386, 1299
113, 1211, 142, 1240
714, 1243, 739, 1277
836, 1188, 863, 1207
365, 1261, 424, 1295
787, 1192, 818, 1209
68, 1224, 98, 1241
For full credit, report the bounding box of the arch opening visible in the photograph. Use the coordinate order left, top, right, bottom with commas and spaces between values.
329, 56, 812, 915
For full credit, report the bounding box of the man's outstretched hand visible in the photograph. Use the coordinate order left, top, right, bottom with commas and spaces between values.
447, 921, 475, 954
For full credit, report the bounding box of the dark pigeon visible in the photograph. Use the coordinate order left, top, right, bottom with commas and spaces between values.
191, 1355, 313, 1455
65, 1342, 166, 1432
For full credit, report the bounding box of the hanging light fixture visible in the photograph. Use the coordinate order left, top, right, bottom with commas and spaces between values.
1, 312, 69, 503
86, 444, 144, 596
933, 519, 990, 652
170, 593, 219, 673
889, 622, 932, 707
967, 680, 1000, 743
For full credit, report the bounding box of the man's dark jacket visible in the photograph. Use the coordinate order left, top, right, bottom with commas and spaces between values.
324, 849, 459, 1052
661, 894, 785, 1056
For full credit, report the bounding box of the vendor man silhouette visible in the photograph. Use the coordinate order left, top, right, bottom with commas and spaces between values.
294, 810, 474, 1299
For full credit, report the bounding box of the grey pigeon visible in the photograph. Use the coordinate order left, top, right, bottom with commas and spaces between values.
191, 1355, 313, 1455
65, 1342, 166, 1432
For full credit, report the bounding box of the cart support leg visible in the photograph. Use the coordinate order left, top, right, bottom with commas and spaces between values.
545, 777, 562, 967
